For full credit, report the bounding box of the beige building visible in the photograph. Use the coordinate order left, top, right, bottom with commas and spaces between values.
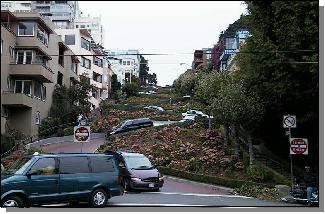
55, 28, 110, 109
1, 10, 79, 137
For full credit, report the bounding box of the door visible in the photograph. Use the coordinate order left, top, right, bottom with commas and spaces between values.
25, 157, 59, 204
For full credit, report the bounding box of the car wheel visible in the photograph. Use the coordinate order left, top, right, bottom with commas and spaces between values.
89, 189, 108, 208
2, 195, 25, 207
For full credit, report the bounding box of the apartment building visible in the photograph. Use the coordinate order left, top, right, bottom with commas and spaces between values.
31, 1, 79, 29
105, 49, 141, 85
1, 1, 32, 11
1, 10, 79, 137
75, 14, 104, 46
55, 28, 108, 109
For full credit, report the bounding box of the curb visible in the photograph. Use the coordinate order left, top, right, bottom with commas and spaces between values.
165, 175, 234, 192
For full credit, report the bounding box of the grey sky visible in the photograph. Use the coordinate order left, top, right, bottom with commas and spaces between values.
78, 1, 248, 86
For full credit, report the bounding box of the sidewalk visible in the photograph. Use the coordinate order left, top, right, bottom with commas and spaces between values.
25, 132, 106, 149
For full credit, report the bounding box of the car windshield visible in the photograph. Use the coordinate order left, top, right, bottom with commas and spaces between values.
5, 157, 34, 175
115, 121, 129, 129
124, 156, 153, 170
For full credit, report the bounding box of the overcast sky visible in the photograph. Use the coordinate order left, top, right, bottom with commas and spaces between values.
78, 1, 248, 86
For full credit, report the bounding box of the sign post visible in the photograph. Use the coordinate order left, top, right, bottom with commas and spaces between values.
283, 115, 296, 191
74, 126, 90, 153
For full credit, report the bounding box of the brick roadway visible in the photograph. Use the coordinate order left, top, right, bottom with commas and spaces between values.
41, 137, 232, 195
41, 137, 106, 153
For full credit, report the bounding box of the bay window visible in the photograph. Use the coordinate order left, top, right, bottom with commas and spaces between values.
81, 57, 91, 69
81, 37, 90, 51
16, 50, 33, 64
18, 22, 34, 36
36, 25, 49, 46
15, 80, 32, 96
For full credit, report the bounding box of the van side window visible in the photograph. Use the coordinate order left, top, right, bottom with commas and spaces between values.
29, 158, 56, 175
59, 157, 90, 174
90, 156, 115, 172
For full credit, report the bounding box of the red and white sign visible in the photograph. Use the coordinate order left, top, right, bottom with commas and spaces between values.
290, 138, 308, 155
74, 126, 90, 143
283, 115, 296, 128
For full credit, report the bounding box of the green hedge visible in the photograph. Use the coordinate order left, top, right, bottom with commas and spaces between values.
1, 134, 16, 155
158, 166, 273, 188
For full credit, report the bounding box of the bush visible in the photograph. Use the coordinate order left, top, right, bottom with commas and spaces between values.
247, 163, 289, 185
158, 166, 268, 189
63, 127, 74, 136
234, 184, 280, 201
1, 134, 16, 155
39, 117, 61, 138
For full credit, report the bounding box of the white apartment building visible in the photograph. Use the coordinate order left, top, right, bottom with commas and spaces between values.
55, 28, 106, 109
105, 49, 141, 85
74, 14, 104, 47
1, 1, 31, 11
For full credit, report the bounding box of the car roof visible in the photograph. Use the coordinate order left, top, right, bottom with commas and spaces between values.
30, 153, 115, 158
118, 151, 145, 157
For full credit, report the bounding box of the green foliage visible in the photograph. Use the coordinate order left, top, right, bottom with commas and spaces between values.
247, 163, 289, 185
237, 1, 319, 163
1, 134, 16, 155
173, 70, 206, 96
234, 184, 280, 201
111, 74, 121, 95
158, 166, 269, 189
122, 81, 140, 98
39, 117, 62, 138
63, 127, 74, 136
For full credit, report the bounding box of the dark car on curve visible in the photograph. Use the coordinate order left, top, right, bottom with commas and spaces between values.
1, 153, 123, 208
107, 118, 153, 136
106, 151, 164, 191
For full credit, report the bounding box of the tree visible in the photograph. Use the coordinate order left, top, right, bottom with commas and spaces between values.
122, 82, 140, 98
139, 55, 149, 86
147, 73, 157, 85
237, 1, 319, 166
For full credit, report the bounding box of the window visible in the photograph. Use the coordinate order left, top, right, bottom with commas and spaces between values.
93, 56, 103, 67
18, 22, 34, 36
81, 57, 91, 69
34, 81, 42, 99
36, 25, 49, 46
42, 85, 46, 101
14, 80, 32, 96
71, 61, 78, 74
57, 71, 63, 85
35, 111, 40, 125
90, 157, 114, 173
65, 34, 75, 45
29, 158, 56, 175
59, 157, 90, 174
58, 46, 64, 67
123, 61, 126, 65
9, 46, 14, 60
16, 50, 33, 64
35, 52, 48, 67
80, 25, 85, 28
81, 37, 90, 51
76, 25, 79, 28
127, 61, 130, 65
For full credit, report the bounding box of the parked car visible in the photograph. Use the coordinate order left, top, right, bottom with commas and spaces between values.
179, 114, 196, 123
144, 105, 165, 112
108, 151, 164, 191
182, 110, 213, 119
1, 153, 123, 207
107, 118, 153, 136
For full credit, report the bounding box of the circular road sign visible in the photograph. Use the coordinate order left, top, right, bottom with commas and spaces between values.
283, 115, 296, 128
74, 126, 90, 142
290, 138, 308, 155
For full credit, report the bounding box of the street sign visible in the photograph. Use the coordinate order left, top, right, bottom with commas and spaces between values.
74, 126, 90, 143
290, 138, 308, 155
283, 115, 296, 128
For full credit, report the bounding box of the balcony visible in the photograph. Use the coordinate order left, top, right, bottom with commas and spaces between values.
2, 92, 33, 108
16, 36, 49, 54
9, 64, 54, 83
